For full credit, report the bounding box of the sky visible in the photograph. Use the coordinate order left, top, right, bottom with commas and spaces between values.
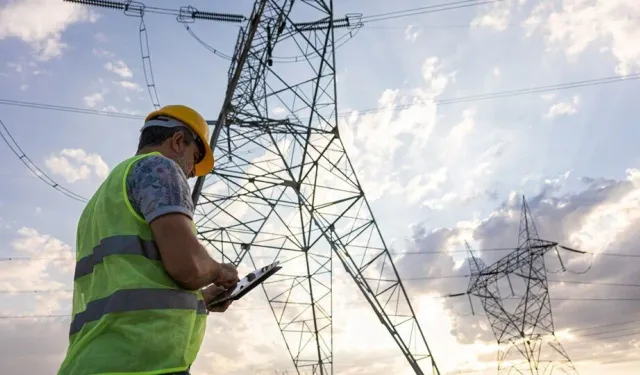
1, 0, 640, 374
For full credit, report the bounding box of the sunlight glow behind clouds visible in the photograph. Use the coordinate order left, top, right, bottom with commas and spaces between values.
524, 0, 640, 75
341, 56, 454, 202
569, 168, 640, 254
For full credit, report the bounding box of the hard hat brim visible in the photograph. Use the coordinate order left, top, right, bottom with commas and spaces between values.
194, 142, 214, 177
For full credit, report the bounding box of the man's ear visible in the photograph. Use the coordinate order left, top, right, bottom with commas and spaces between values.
170, 130, 186, 153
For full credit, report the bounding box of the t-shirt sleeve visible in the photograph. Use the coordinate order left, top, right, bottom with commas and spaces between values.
126, 155, 194, 224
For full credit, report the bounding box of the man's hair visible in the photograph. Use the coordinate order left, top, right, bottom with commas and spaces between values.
137, 126, 195, 151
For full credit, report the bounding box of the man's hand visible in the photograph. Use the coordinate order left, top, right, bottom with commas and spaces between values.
202, 284, 233, 313
213, 263, 239, 289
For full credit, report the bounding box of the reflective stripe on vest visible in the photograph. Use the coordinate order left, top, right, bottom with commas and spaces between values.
70, 288, 207, 335
74, 236, 161, 280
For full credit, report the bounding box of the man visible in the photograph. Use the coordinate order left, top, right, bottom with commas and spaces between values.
57, 104, 239, 375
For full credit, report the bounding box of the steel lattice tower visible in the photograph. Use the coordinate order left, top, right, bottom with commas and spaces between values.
190, 1, 440, 374
465, 197, 578, 375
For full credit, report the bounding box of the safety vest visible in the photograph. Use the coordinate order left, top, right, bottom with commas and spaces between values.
57, 152, 207, 375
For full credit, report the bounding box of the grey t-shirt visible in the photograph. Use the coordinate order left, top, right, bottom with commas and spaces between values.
125, 155, 194, 223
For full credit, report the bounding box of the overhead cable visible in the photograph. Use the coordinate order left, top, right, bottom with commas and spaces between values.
183, 24, 234, 60
360, 0, 505, 24
342, 73, 640, 119
0, 247, 638, 261
62, 0, 245, 23
0, 119, 89, 203
139, 16, 161, 109
0, 296, 639, 320
2, 73, 639, 122
183, 0, 489, 63
0, 99, 144, 120
184, 22, 362, 64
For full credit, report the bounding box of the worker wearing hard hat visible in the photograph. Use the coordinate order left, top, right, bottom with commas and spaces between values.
57, 105, 239, 375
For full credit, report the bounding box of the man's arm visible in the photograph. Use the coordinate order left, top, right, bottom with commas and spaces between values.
150, 213, 221, 290
127, 155, 237, 291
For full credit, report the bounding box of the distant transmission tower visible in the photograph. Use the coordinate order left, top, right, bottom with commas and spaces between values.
190, 1, 440, 374
465, 196, 578, 375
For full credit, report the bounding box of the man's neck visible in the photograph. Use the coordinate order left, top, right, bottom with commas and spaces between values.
136, 146, 163, 156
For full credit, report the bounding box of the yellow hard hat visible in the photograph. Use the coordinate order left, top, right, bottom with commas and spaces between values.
145, 104, 214, 177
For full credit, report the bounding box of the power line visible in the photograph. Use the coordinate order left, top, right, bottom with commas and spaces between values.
395, 249, 640, 259
185, 20, 362, 64
62, 0, 246, 23
570, 319, 640, 332
0, 99, 144, 120
0, 118, 89, 203
2, 247, 638, 263
3, 73, 638, 123
139, 15, 161, 109
0, 296, 638, 320
344, 73, 640, 119
2, 277, 639, 294
578, 326, 640, 338
548, 280, 640, 288
360, 0, 504, 24
185, 0, 495, 62
0, 289, 72, 294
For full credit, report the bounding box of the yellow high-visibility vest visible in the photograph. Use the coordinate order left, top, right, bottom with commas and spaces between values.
57, 152, 206, 375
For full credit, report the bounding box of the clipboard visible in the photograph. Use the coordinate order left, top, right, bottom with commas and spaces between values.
207, 261, 282, 308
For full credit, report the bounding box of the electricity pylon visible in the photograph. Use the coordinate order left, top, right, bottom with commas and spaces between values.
465, 196, 578, 375
190, 1, 440, 374
66, 0, 441, 373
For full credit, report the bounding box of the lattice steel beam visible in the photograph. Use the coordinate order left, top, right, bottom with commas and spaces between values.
191, 1, 439, 374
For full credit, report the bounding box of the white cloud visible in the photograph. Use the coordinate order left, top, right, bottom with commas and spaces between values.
104, 60, 133, 79
0, 226, 73, 292
100, 105, 141, 116
83, 91, 106, 108
113, 80, 143, 91
45, 148, 109, 183
394, 167, 448, 205
447, 108, 476, 145
540, 93, 556, 101
93, 48, 115, 58
19, 84, 28, 91
398, 169, 640, 372
423, 191, 458, 211
471, 0, 513, 31
341, 56, 455, 201
0, 0, 99, 61
545, 95, 580, 119
569, 168, 640, 253
7, 62, 23, 72
271, 106, 285, 115
404, 24, 420, 42
524, 0, 640, 75
94, 32, 108, 43
492, 67, 501, 77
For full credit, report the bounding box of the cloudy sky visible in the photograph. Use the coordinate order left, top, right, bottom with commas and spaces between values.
1, 0, 640, 374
